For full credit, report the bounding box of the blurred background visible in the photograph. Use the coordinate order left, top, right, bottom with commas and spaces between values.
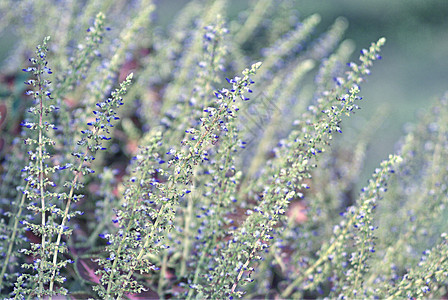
1, 0, 447, 188
154, 0, 448, 188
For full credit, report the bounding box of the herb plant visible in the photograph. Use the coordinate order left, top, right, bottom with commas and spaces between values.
0, 1, 447, 299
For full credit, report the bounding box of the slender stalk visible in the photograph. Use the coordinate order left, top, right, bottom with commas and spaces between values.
157, 251, 168, 299
116, 99, 232, 297
180, 192, 194, 277
0, 182, 30, 290
105, 176, 147, 298
352, 231, 367, 292
37, 68, 47, 299
106, 160, 179, 298
185, 220, 220, 299
234, 0, 273, 45
115, 203, 169, 299
48, 161, 82, 298
230, 234, 264, 294
108, 65, 259, 298
281, 217, 353, 298
185, 139, 237, 298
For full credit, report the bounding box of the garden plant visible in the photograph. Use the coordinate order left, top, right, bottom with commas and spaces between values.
0, 0, 447, 299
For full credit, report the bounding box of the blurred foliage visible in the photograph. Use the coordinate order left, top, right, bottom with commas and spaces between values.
152, 0, 448, 188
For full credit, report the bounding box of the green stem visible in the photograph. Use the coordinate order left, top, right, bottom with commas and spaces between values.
37, 70, 47, 299
186, 142, 238, 298
234, 0, 273, 45
230, 233, 265, 295
116, 203, 169, 299
48, 160, 83, 297
117, 108, 233, 297
281, 217, 353, 298
180, 192, 194, 277
105, 180, 147, 298
186, 234, 218, 300
114, 69, 257, 298
157, 251, 168, 299
352, 231, 367, 292
283, 162, 395, 297
108, 156, 184, 298
0, 182, 30, 291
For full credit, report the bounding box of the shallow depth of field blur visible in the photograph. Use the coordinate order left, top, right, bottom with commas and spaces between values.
156, 0, 448, 190
1, 0, 447, 188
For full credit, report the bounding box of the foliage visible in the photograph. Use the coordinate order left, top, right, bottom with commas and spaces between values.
0, 0, 447, 299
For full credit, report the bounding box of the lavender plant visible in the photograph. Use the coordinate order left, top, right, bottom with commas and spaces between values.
0, 0, 447, 299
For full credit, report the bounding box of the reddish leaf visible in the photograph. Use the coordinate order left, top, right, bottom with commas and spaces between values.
76, 258, 101, 284
0, 102, 6, 128
287, 201, 308, 224
125, 289, 159, 299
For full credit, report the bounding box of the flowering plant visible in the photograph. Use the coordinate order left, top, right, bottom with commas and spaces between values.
0, 1, 447, 299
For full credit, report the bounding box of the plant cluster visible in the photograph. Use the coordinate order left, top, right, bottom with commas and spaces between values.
0, 0, 447, 299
